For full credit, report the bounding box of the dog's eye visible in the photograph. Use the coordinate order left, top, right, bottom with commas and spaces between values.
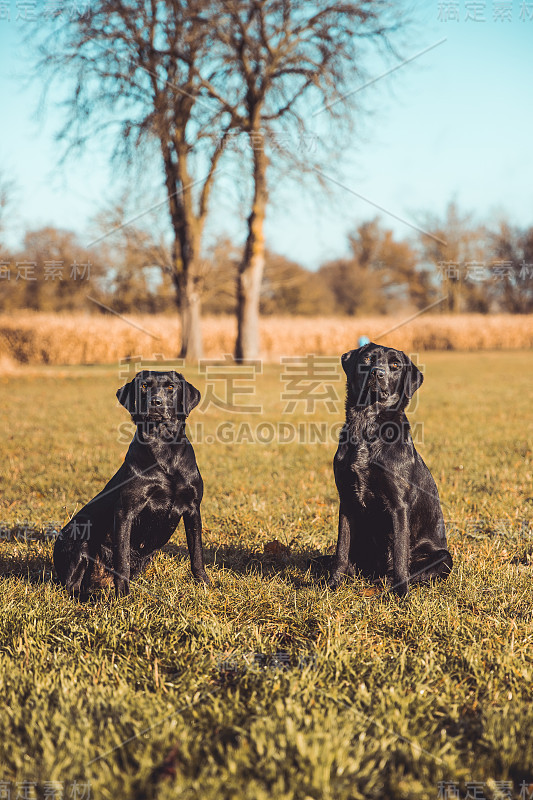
364, 357, 371, 364
141, 383, 148, 390
166, 385, 174, 391
391, 362, 399, 369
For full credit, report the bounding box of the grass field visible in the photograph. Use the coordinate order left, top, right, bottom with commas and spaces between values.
0, 352, 532, 800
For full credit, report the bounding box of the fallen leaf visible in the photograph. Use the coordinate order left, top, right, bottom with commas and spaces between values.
264, 539, 289, 555
361, 587, 381, 597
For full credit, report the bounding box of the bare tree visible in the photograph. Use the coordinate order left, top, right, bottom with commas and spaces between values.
2, 226, 105, 312
200, 0, 404, 359
0, 169, 15, 255
489, 220, 533, 313
31, 0, 233, 359
419, 202, 489, 313
92, 200, 178, 313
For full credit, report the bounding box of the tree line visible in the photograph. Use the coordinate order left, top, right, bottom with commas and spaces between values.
1, 203, 532, 316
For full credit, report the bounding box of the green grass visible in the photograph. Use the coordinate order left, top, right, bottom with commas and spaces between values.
0, 353, 532, 800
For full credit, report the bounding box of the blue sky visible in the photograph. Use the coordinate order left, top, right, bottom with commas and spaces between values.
1, 0, 532, 269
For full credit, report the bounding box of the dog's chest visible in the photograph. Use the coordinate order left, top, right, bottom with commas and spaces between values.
336, 441, 377, 506
130, 477, 196, 553
144, 473, 196, 517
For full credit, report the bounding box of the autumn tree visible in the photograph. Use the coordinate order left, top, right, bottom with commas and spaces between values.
201, 243, 334, 316
488, 221, 533, 313
0, 227, 103, 312
418, 202, 490, 313
260, 252, 335, 315
92, 201, 177, 313
319, 218, 432, 315
200, 0, 404, 358
200, 237, 242, 315
31, 0, 233, 358
0, 169, 14, 258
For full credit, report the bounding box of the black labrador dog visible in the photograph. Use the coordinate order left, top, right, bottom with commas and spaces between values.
53, 370, 210, 598
327, 343, 452, 596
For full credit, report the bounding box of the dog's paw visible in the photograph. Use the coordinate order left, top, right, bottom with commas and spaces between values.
393, 581, 409, 598
327, 573, 343, 590
114, 578, 130, 597
66, 580, 83, 597
193, 570, 210, 586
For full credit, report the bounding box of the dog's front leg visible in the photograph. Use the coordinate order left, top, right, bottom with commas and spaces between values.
391, 506, 410, 597
183, 505, 210, 585
64, 541, 91, 597
113, 506, 134, 596
327, 506, 352, 589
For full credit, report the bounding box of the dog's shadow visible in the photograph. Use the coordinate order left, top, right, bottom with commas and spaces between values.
159, 542, 333, 587
0, 526, 333, 592
0, 522, 57, 586
0, 550, 55, 586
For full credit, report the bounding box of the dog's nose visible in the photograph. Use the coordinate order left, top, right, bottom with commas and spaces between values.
370, 367, 385, 378
151, 397, 162, 406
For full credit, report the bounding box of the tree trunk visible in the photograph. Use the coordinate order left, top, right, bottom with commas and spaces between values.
179, 276, 203, 362
235, 132, 268, 362
162, 144, 204, 362
171, 231, 204, 363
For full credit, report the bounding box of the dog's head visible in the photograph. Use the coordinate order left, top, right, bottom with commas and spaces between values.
341, 343, 423, 412
116, 370, 201, 422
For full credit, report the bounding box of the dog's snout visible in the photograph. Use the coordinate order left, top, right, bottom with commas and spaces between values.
150, 397, 163, 407
371, 366, 385, 379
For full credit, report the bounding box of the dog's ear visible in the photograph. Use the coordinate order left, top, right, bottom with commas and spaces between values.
116, 379, 136, 412
174, 372, 201, 417
341, 347, 366, 380
401, 354, 424, 399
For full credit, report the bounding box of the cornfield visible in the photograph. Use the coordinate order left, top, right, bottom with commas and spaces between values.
0, 312, 532, 366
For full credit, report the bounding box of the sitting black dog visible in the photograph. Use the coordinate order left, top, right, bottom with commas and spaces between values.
53, 370, 210, 598
327, 343, 452, 596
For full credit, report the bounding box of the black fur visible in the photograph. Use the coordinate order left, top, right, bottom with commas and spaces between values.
327, 343, 452, 596
53, 370, 209, 598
